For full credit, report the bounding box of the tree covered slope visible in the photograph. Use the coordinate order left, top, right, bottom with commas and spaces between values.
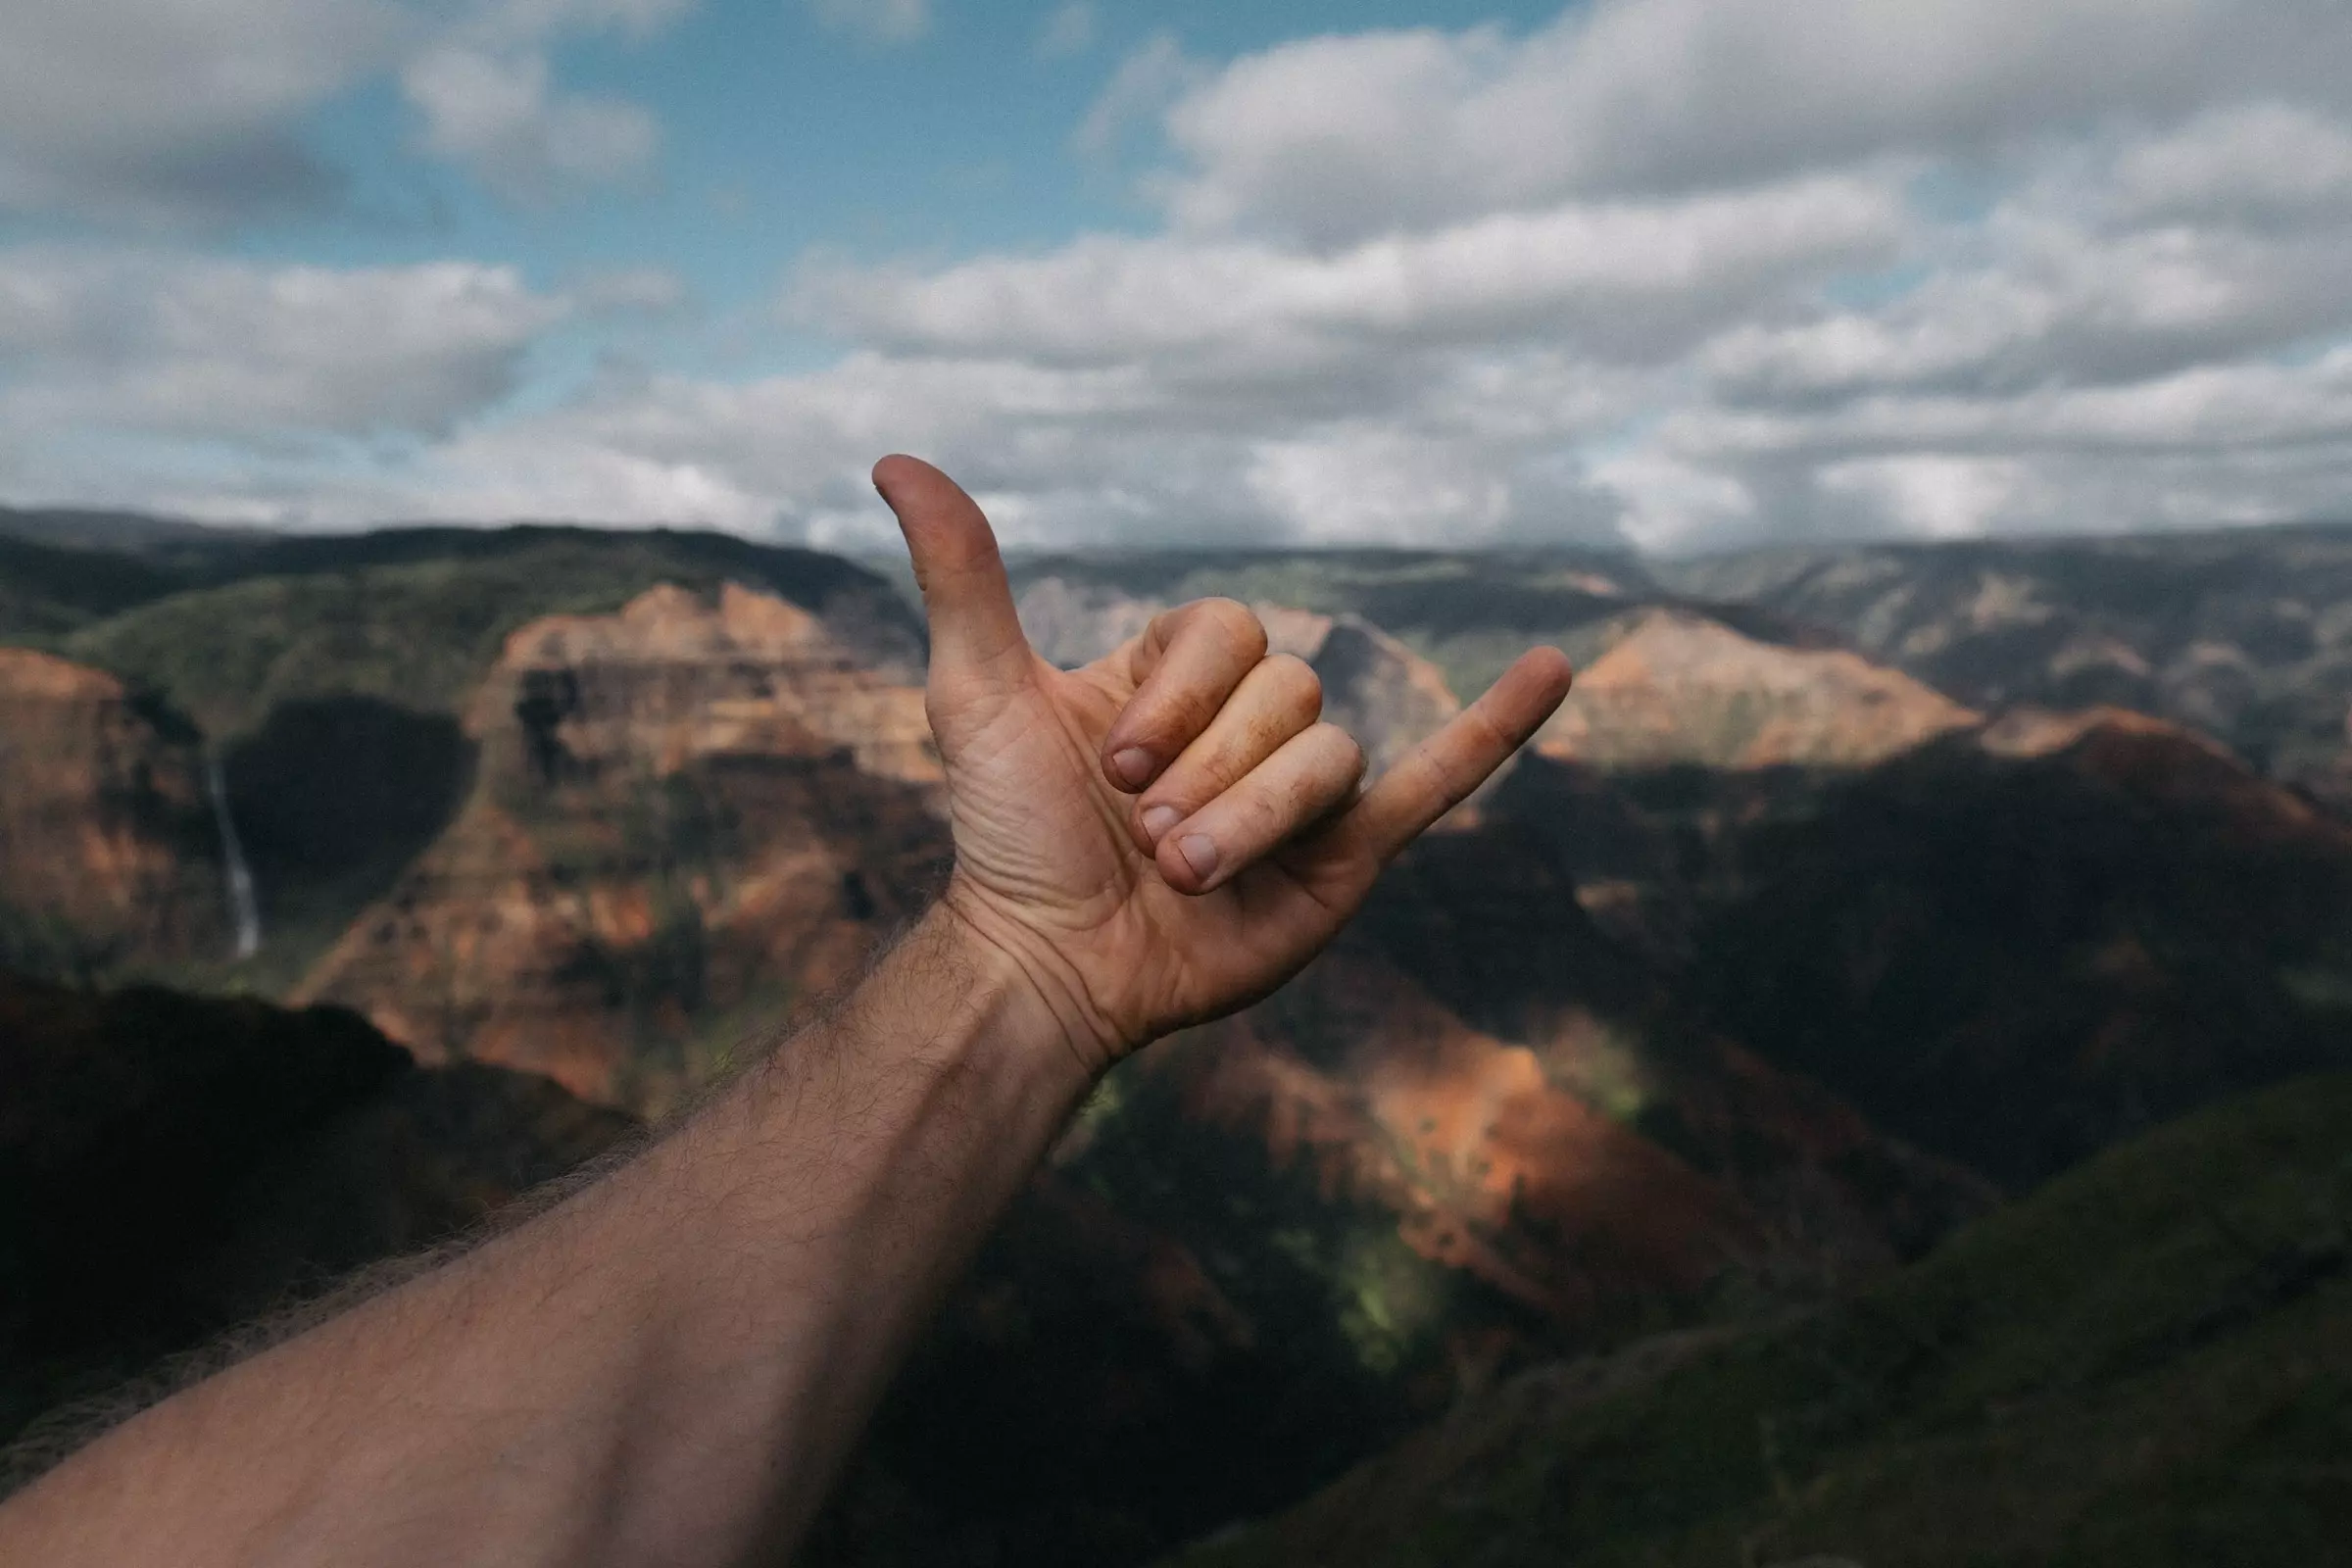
1167, 1067, 2352, 1568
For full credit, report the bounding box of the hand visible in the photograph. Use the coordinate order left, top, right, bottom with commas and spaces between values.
875, 456, 1574, 1078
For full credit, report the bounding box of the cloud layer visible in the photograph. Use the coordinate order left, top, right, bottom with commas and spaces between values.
8, 0, 2352, 553
0, 0, 686, 222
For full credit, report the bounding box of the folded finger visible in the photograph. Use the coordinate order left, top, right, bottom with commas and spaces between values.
1132, 654, 1323, 852
1155, 722, 1366, 895
1100, 599, 1268, 792
1339, 647, 1573, 865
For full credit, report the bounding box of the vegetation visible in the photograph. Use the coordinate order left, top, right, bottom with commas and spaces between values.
1168, 1068, 2352, 1567
0, 533, 194, 638
0, 518, 918, 1001
50, 531, 906, 739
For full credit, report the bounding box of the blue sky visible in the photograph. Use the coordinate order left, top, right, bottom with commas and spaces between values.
270, 1, 1569, 371
4, 0, 2352, 551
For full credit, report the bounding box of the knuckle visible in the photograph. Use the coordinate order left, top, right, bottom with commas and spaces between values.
1309, 720, 1364, 768
1149, 689, 1222, 745
1295, 725, 1366, 806
1197, 597, 1267, 656
1261, 653, 1324, 715
1245, 786, 1298, 838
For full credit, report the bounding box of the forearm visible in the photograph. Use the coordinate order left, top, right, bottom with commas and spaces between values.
0, 906, 1094, 1568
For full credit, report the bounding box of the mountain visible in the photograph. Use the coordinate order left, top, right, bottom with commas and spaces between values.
10, 512, 2352, 1561
55, 524, 921, 743
246, 573, 1991, 1558
1683, 706, 2352, 1190
1402, 608, 2352, 1194
1537, 608, 1979, 771
0, 533, 199, 639
1162, 1066, 2352, 1568
0, 504, 258, 556
294, 583, 948, 1112
0, 525, 926, 998
0, 971, 635, 1472
0, 648, 230, 980
1660, 524, 2352, 806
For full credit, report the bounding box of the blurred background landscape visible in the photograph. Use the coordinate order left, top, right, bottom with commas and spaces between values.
6, 0, 2352, 1561
3, 508, 2348, 1563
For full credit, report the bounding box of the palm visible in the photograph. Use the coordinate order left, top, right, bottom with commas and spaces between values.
876, 456, 1572, 1070
933, 654, 1347, 1047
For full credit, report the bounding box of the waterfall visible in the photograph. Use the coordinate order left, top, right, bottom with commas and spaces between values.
205, 753, 264, 960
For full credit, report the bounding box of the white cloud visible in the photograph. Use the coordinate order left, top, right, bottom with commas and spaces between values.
0, 0, 690, 222
1702, 214, 2352, 404
808, 0, 930, 47
2103, 105, 2352, 228
568, 267, 692, 314
14, 0, 2352, 557
796, 175, 1904, 368
1038, 2, 1095, 60
1073, 33, 1201, 162
1151, 0, 2352, 245
0, 0, 399, 224
1816, 455, 2032, 541
402, 49, 661, 201
0, 251, 567, 442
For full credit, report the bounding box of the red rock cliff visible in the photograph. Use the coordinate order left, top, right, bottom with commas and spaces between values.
295, 584, 950, 1111
0, 648, 230, 976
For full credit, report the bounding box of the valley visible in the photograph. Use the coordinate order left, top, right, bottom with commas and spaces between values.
3, 504, 2350, 1563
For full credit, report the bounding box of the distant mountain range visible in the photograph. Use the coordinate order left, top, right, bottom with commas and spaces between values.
3, 505, 2350, 1561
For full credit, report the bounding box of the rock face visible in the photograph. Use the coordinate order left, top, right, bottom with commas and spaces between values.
1539, 610, 1979, 771
0, 648, 229, 978
1159, 1068, 2352, 1568
1011, 576, 1165, 671
297, 584, 950, 1112
1658, 526, 2352, 801
0, 969, 634, 1464
1689, 709, 2352, 1189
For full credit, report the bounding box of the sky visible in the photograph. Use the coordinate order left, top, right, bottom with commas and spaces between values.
4, 0, 2352, 555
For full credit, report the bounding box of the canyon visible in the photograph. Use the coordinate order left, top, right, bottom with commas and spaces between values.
5, 511, 2352, 1560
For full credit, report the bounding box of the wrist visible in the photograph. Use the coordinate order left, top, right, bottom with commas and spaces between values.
930, 878, 1125, 1083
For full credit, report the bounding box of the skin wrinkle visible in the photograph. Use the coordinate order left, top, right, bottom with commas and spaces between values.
1135, 652, 1327, 846
1168, 722, 1368, 893
0, 457, 1571, 1568
1110, 599, 1270, 764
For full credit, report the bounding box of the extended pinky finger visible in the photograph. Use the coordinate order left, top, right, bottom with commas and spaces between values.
1153, 723, 1366, 895
1343, 646, 1573, 864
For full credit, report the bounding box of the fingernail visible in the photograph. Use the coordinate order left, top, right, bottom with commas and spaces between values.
1176, 834, 1218, 882
1109, 747, 1155, 788
1140, 805, 1183, 844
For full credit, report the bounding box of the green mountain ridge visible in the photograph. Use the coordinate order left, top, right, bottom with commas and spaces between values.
1165, 1066, 2352, 1568
39, 526, 921, 739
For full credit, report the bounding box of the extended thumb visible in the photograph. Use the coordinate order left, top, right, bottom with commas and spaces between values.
872, 455, 1032, 693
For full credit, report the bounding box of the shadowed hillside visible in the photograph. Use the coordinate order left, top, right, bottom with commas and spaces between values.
0, 973, 637, 1470
8, 514, 2352, 1563
1165, 1067, 2352, 1568
1684, 710, 2352, 1189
